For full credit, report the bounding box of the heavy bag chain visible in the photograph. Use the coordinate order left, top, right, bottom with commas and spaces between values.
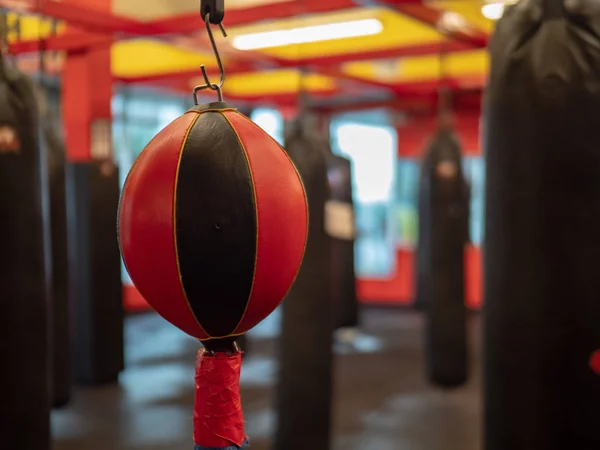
193, 0, 227, 104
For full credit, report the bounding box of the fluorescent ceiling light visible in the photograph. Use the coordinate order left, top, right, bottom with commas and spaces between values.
232, 18, 383, 51
481, 2, 506, 20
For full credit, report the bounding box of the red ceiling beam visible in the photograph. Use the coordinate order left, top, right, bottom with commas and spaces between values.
3, 0, 357, 37
11, 0, 151, 34
317, 66, 395, 91
113, 61, 256, 84
11, 36, 471, 61
142, 77, 340, 107
315, 98, 428, 114
9, 31, 112, 54
148, 0, 357, 35
112, 41, 479, 85
140, 71, 483, 113
3, 0, 359, 57
296, 39, 473, 66
378, 0, 488, 48
389, 76, 485, 96
315, 89, 483, 115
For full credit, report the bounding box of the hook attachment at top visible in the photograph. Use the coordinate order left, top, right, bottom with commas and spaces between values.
201, 0, 225, 25
193, 11, 227, 104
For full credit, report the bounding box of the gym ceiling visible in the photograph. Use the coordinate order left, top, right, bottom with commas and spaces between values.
5, 0, 502, 111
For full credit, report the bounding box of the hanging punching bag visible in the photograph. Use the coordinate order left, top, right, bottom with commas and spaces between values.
415, 146, 432, 312
42, 95, 72, 408
119, 100, 308, 449
67, 157, 123, 385
419, 129, 469, 388
274, 116, 333, 450
327, 153, 359, 330
0, 62, 51, 447
484, 1, 600, 449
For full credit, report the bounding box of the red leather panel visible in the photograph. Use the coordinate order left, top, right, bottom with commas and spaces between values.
222, 111, 308, 335
119, 112, 209, 339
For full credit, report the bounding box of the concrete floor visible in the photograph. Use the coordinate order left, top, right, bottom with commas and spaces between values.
52, 308, 482, 450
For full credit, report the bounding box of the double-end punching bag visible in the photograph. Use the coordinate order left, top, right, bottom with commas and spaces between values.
484, 1, 600, 449
119, 96, 307, 449
326, 153, 359, 331
274, 114, 333, 450
419, 129, 469, 388
0, 60, 51, 447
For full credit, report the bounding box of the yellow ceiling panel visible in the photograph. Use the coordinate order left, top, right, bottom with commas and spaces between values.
112, 39, 216, 78
204, 70, 335, 96
228, 7, 444, 60
343, 49, 488, 83
427, 0, 495, 34
6, 13, 66, 41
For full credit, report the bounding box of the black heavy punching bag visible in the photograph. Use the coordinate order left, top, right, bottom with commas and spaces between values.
327, 153, 359, 330
274, 115, 333, 450
484, 1, 600, 449
41, 91, 72, 407
418, 129, 469, 388
0, 62, 51, 447
415, 149, 432, 312
67, 158, 124, 385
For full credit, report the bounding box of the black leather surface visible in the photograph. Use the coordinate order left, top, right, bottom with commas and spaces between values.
67, 161, 123, 385
176, 111, 256, 337
0, 62, 51, 449
327, 154, 359, 329
274, 118, 333, 450
44, 108, 72, 408
417, 130, 469, 389
484, 1, 600, 448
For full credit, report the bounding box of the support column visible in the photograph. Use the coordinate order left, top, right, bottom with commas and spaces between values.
62, 26, 123, 384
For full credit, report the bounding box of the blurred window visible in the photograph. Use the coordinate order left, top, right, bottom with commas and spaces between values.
331, 117, 397, 278
251, 108, 284, 145
394, 158, 419, 247
463, 156, 485, 245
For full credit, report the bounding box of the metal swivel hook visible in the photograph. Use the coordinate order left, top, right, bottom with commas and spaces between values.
193, 12, 227, 104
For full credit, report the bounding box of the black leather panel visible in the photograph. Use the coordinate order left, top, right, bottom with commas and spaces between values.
175, 111, 257, 338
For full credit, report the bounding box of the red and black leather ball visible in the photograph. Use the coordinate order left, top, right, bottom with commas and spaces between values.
118, 102, 308, 340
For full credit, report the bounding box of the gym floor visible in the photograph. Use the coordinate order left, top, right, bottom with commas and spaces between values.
52, 308, 481, 450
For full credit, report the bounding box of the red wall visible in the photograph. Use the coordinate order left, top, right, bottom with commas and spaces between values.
356, 245, 481, 309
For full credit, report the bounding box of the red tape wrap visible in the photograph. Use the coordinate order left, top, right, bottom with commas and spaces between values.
194, 349, 246, 448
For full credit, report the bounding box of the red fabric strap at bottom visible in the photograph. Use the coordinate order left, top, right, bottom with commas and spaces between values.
194, 349, 246, 448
